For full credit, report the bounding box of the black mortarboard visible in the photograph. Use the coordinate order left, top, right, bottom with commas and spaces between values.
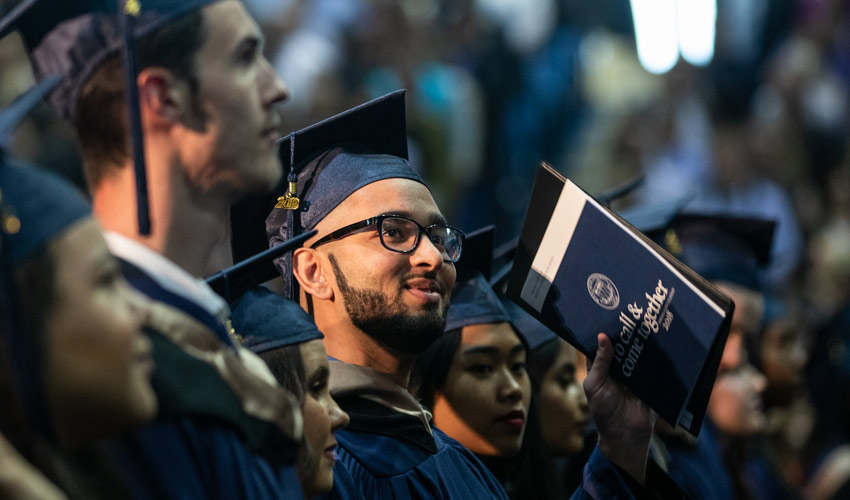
502, 298, 558, 351
623, 203, 776, 290
230, 287, 323, 354
231, 90, 423, 298
445, 226, 511, 332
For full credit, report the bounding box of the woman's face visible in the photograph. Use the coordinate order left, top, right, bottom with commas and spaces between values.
41, 218, 157, 448
708, 333, 767, 435
433, 322, 531, 456
298, 339, 349, 498
538, 339, 589, 456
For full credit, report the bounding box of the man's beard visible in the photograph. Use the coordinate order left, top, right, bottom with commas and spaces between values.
329, 254, 448, 354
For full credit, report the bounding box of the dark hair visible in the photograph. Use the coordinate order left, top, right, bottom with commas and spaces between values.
74, 10, 207, 188
258, 345, 306, 404
411, 329, 462, 410
525, 338, 560, 393
258, 344, 314, 477
1, 249, 58, 481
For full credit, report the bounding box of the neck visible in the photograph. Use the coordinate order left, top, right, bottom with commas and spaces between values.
92, 153, 233, 278
315, 308, 414, 388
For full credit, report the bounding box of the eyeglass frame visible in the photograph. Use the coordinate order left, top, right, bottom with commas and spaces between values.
309, 213, 465, 262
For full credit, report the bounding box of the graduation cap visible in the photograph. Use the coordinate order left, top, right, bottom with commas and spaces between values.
230, 287, 323, 355
14, 0, 221, 236
622, 201, 776, 290
502, 298, 558, 351
231, 90, 423, 298
205, 228, 316, 303
444, 226, 511, 332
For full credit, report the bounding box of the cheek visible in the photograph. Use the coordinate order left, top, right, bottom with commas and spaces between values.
709, 378, 747, 429
302, 398, 330, 455
443, 374, 491, 421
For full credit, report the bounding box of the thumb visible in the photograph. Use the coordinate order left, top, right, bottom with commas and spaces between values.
584, 333, 614, 394
590, 333, 614, 377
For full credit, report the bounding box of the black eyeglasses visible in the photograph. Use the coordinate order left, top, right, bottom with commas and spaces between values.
310, 214, 465, 262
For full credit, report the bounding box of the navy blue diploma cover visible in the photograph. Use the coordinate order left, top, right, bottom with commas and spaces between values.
507, 163, 734, 436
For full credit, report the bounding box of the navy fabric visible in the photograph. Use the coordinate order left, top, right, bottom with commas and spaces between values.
1, 162, 90, 267
110, 417, 304, 500
502, 298, 557, 351
569, 446, 637, 500
119, 258, 233, 346
113, 259, 302, 496
663, 421, 734, 500
231, 286, 323, 353
15, 0, 220, 119
444, 271, 510, 332
325, 425, 508, 499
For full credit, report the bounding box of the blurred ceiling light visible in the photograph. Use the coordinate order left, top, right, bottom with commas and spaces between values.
678, 0, 716, 66
630, 0, 716, 75
631, 0, 679, 74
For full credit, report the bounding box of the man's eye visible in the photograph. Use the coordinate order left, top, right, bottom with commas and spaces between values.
512, 362, 527, 374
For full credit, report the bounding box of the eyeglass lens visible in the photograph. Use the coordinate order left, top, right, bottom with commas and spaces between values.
379, 217, 462, 261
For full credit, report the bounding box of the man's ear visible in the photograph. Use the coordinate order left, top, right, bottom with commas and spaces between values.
292, 248, 333, 300
137, 68, 189, 127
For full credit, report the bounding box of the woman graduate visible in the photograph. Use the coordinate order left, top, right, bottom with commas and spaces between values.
230, 287, 349, 498
1, 114, 157, 498
504, 299, 592, 498
413, 227, 533, 495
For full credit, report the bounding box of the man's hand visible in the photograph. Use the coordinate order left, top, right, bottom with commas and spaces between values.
583, 333, 656, 483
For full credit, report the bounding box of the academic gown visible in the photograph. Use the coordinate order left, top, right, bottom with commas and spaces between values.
324, 360, 658, 500
663, 420, 734, 500
109, 259, 304, 500
323, 361, 509, 500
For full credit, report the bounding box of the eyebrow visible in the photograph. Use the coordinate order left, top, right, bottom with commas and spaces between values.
308, 365, 330, 383
461, 344, 526, 356
381, 211, 449, 226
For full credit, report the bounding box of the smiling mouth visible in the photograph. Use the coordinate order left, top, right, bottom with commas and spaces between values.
404, 278, 442, 302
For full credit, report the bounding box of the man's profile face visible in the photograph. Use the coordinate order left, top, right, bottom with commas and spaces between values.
313, 178, 457, 354
177, 0, 288, 197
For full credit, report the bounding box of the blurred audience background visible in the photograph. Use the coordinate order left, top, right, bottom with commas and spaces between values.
4, 0, 850, 497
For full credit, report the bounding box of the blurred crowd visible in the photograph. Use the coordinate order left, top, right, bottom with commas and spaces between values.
4, 0, 850, 498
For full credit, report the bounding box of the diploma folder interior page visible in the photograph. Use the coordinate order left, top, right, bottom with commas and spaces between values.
506, 162, 734, 436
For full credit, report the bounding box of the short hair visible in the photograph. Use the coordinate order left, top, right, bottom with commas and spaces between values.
74, 10, 207, 189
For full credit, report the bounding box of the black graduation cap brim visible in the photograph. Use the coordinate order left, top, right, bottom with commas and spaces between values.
230, 287, 323, 354
455, 225, 494, 282
205, 228, 316, 303
0, 74, 60, 147
230, 90, 409, 280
